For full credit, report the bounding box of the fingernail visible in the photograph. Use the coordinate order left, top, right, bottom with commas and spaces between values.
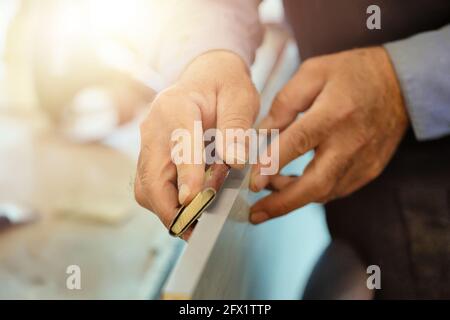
178, 184, 190, 205
251, 174, 269, 192
226, 142, 247, 165
250, 211, 269, 224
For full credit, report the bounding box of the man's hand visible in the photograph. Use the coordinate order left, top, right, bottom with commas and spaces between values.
249, 47, 409, 224
135, 50, 259, 234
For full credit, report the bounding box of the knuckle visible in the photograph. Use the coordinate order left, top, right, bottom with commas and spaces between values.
177, 167, 203, 188
176, 167, 190, 184
335, 156, 353, 178
136, 149, 155, 186
272, 90, 291, 113
335, 96, 357, 122
134, 191, 145, 209
301, 57, 321, 72
314, 174, 335, 200
220, 111, 253, 130
134, 179, 147, 209
367, 162, 383, 180
288, 129, 311, 155
352, 128, 372, 150
272, 197, 292, 215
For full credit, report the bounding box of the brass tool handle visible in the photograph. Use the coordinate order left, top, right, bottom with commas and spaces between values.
169, 164, 230, 237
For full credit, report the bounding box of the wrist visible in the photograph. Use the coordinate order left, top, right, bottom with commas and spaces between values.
376, 47, 410, 130
178, 50, 251, 87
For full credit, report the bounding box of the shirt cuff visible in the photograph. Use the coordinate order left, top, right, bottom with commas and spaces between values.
384, 24, 450, 141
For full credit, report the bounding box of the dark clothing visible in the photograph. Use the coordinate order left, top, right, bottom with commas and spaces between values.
326, 132, 450, 299
283, 0, 450, 299
283, 0, 450, 60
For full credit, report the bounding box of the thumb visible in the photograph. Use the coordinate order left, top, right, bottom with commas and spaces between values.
250, 61, 325, 191
216, 85, 259, 169
259, 60, 326, 131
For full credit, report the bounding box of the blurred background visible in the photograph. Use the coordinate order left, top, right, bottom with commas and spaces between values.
0, 0, 183, 299
0, 0, 329, 299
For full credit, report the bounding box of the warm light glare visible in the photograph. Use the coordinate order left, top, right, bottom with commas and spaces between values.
40, 0, 160, 77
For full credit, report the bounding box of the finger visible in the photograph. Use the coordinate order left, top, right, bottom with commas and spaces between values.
250, 148, 346, 224
251, 92, 336, 191
265, 174, 298, 192
259, 60, 326, 131
137, 92, 205, 226
170, 101, 206, 205
180, 224, 195, 241
216, 86, 259, 169
135, 144, 179, 228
